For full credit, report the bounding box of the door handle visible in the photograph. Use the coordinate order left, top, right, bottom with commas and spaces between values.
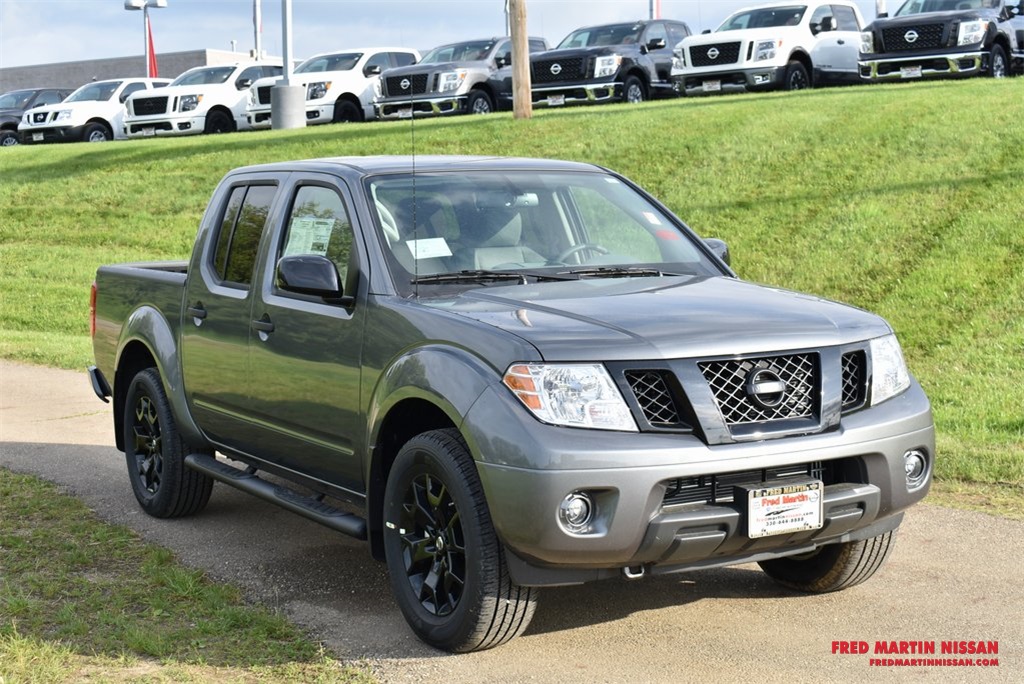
187, 304, 207, 320
837, 39, 845, 45
251, 317, 275, 333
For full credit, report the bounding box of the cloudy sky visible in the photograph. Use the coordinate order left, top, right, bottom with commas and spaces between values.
1, 0, 883, 70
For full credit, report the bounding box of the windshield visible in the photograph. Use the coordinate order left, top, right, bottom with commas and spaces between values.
421, 41, 496, 63
367, 170, 720, 294
296, 52, 362, 73
0, 90, 35, 109
719, 6, 807, 30
895, 0, 996, 15
170, 66, 235, 87
65, 81, 122, 103
557, 23, 645, 49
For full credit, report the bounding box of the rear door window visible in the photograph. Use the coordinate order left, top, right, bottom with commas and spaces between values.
212, 185, 277, 286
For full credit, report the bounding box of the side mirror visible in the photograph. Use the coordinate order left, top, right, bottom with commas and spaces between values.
235, 78, 253, 90
822, 16, 836, 32
495, 55, 509, 68
702, 29, 712, 35
277, 255, 352, 303
877, 12, 888, 18
647, 37, 667, 50
119, 92, 131, 103
364, 64, 382, 77
704, 238, 731, 266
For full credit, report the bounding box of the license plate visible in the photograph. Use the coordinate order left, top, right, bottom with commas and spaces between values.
397, 108, 413, 119
702, 80, 722, 93
747, 481, 823, 538
547, 94, 565, 106
900, 66, 923, 79
142, 127, 155, 137
32, 132, 43, 141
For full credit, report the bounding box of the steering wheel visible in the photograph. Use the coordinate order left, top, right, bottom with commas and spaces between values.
551, 243, 610, 265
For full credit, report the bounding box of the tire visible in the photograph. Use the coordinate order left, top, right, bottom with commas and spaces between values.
622, 75, 645, 104
383, 428, 537, 652
467, 90, 494, 115
204, 110, 234, 134
989, 44, 1007, 79
82, 122, 112, 143
783, 61, 811, 91
0, 130, 18, 147
332, 98, 363, 123
123, 368, 214, 518
758, 530, 896, 593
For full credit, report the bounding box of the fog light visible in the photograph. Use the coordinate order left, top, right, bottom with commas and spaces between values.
904, 449, 927, 489
559, 492, 594, 532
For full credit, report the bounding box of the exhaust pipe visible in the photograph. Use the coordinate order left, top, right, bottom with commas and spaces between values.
622, 565, 646, 580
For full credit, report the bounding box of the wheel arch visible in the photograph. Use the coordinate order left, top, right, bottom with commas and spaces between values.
789, 49, 813, 73
84, 117, 113, 133
205, 105, 237, 130
334, 92, 366, 121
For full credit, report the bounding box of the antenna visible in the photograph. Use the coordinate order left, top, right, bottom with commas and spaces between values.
410, 103, 418, 298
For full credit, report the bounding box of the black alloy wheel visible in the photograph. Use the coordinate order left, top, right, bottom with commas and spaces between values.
131, 391, 164, 496
784, 61, 810, 91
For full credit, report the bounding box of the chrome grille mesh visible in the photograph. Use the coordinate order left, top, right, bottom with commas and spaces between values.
699, 354, 817, 425
841, 350, 867, 411
625, 371, 680, 427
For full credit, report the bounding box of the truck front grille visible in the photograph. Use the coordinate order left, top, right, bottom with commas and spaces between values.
689, 41, 742, 67
257, 86, 272, 105
841, 350, 867, 411
532, 57, 588, 83
131, 96, 167, 116
32, 111, 50, 124
384, 73, 430, 96
699, 353, 817, 426
661, 461, 827, 506
625, 370, 681, 427
881, 23, 945, 51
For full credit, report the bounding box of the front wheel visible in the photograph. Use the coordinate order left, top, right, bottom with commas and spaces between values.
383, 428, 537, 652
989, 44, 1007, 79
82, 123, 112, 142
758, 530, 896, 593
333, 98, 363, 123
467, 90, 494, 115
204, 110, 234, 134
783, 61, 810, 91
622, 75, 645, 104
0, 130, 18, 147
123, 368, 214, 518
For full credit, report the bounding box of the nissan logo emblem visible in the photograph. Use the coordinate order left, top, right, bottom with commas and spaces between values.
707, 47, 720, 60
904, 30, 919, 43
399, 78, 411, 90
550, 63, 562, 75
745, 368, 788, 409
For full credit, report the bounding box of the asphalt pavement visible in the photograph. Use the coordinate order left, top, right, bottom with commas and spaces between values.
1, 359, 1021, 682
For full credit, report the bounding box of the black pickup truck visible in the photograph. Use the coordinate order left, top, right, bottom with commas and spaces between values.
530, 20, 691, 106
859, 0, 1024, 80
0, 87, 71, 146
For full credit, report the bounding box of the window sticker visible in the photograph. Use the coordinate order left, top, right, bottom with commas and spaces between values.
642, 211, 663, 226
406, 237, 453, 259
284, 217, 334, 257
604, 177, 621, 184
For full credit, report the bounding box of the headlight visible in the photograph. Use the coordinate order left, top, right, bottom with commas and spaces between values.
438, 70, 467, 93
594, 55, 622, 78
870, 334, 910, 405
503, 363, 638, 432
957, 20, 988, 46
672, 48, 686, 70
860, 31, 875, 54
306, 81, 330, 100
56, 110, 72, 121
754, 39, 778, 62
178, 94, 202, 112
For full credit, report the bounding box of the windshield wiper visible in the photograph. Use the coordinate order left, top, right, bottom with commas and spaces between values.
412, 270, 529, 285
560, 266, 677, 279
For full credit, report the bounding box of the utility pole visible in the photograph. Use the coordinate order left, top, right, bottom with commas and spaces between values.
876, 1, 888, 17
509, 0, 532, 119
253, 0, 262, 58
271, 0, 304, 129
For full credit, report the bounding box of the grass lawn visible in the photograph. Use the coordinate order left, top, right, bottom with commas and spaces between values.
0, 81, 1021, 486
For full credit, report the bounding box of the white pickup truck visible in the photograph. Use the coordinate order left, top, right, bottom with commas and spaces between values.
123, 62, 283, 138
672, 1, 866, 95
246, 47, 419, 128
18, 78, 169, 143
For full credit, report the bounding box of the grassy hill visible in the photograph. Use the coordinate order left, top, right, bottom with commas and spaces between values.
1, 79, 1021, 489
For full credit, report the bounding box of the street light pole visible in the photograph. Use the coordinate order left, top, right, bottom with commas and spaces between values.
124, 1, 167, 77
271, 0, 304, 129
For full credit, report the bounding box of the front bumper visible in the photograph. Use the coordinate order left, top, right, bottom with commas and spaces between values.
247, 102, 334, 129
376, 95, 467, 120
859, 50, 987, 81
531, 81, 622, 107
464, 380, 934, 586
19, 124, 86, 144
674, 65, 785, 96
124, 113, 207, 138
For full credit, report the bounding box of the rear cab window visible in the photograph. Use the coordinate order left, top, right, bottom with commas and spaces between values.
211, 184, 277, 287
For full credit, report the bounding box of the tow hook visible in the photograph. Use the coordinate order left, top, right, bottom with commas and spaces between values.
622, 565, 646, 580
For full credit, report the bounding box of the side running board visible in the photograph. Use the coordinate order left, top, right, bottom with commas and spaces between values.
184, 453, 367, 540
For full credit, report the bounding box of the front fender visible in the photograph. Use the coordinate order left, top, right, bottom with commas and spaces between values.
116, 305, 205, 446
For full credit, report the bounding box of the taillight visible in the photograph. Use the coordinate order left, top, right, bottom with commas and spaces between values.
89, 281, 97, 338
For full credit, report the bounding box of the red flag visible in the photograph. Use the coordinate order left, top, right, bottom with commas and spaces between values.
146, 13, 159, 78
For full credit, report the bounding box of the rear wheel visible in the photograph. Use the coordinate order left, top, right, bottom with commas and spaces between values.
383, 428, 537, 652
82, 123, 112, 142
123, 368, 214, 518
333, 98, 363, 123
783, 61, 810, 91
758, 530, 896, 592
989, 44, 1007, 78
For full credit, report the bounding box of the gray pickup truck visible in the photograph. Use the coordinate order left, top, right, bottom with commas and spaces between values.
89, 156, 934, 652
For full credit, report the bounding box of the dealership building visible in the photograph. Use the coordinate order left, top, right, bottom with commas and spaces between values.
0, 49, 261, 93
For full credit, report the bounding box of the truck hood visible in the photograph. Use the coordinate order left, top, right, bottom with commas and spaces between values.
140, 84, 241, 100
536, 45, 637, 61
866, 8, 1002, 31
429, 275, 890, 361
682, 27, 802, 49
251, 70, 365, 89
